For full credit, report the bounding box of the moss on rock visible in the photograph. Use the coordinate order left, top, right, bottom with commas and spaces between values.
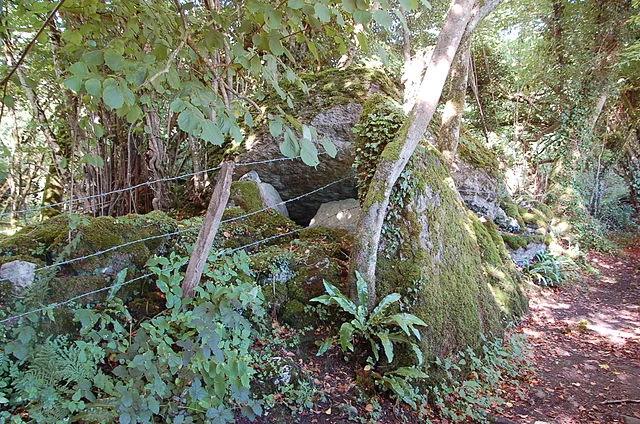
458, 134, 500, 178
501, 234, 547, 250
376, 144, 527, 364
499, 197, 526, 229
229, 181, 265, 213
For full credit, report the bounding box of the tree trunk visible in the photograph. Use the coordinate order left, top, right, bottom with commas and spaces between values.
438, 38, 471, 166
349, 0, 501, 309
145, 107, 169, 211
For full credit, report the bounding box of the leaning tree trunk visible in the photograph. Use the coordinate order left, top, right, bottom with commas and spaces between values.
438, 38, 471, 166
349, 0, 502, 309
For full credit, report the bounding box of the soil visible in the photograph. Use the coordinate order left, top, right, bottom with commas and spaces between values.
496, 238, 640, 424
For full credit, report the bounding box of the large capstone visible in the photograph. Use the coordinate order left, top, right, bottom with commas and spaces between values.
235, 67, 401, 225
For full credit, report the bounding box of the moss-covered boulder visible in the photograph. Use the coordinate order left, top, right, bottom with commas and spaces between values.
376, 144, 528, 363
236, 67, 402, 224
249, 226, 351, 328
0, 211, 183, 308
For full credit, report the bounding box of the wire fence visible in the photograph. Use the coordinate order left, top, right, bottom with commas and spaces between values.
0, 204, 360, 325
0, 176, 350, 285
0, 177, 357, 324
0, 156, 307, 219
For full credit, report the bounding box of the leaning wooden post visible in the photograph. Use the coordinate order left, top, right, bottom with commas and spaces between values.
182, 161, 234, 298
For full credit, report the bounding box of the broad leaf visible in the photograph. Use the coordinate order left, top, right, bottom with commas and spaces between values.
103, 80, 124, 109
316, 338, 333, 356
299, 137, 320, 166
200, 120, 224, 145
378, 332, 394, 363
84, 78, 102, 97
64, 76, 83, 92
314, 3, 331, 22
321, 138, 338, 158
338, 322, 355, 351
392, 366, 428, 378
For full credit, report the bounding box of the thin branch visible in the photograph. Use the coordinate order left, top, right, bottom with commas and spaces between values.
0, 0, 68, 122
601, 399, 640, 405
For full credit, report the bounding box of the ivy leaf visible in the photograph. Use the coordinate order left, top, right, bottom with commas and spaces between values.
103, 82, 124, 109
84, 78, 102, 97
314, 3, 331, 23
300, 137, 320, 166
200, 119, 224, 145
64, 76, 83, 92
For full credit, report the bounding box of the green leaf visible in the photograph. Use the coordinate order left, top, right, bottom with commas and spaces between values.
177, 109, 202, 134
338, 322, 355, 352
104, 50, 125, 71
373, 10, 393, 29
244, 112, 254, 128
353, 10, 372, 24
287, 0, 304, 9
316, 338, 333, 356
314, 3, 331, 23
321, 138, 338, 158
392, 366, 428, 378
370, 293, 401, 323
354, 271, 368, 308
81, 154, 105, 168
299, 137, 319, 167
85, 78, 102, 96
170, 98, 187, 113
399, 0, 420, 10
378, 332, 394, 363
342, 0, 357, 13
64, 76, 83, 92
69, 61, 89, 77
411, 343, 424, 365
269, 119, 283, 137
280, 137, 300, 158
82, 50, 104, 66
103, 82, 124, 109
200, 119, 224, 145
1, 95, 14, 108
268, 35, 285, 56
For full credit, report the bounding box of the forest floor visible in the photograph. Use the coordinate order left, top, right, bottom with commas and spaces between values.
497, 235, 640, 424
246, 235, 640, 424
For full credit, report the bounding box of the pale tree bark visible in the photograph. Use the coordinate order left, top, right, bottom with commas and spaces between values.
438, 38, 471, 166
349, 0, 502, 309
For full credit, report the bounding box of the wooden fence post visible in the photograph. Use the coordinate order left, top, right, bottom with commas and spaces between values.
182, 161, 234, 298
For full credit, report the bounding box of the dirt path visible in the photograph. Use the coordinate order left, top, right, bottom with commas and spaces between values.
500, 241, 640, 424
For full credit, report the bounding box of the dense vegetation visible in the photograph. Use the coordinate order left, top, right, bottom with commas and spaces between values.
0, 0, 638, 422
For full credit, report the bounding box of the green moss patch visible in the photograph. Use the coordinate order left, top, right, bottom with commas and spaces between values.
376, 143, 527, 365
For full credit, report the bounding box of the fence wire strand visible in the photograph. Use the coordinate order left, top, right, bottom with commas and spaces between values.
0, 156, 305, 218
0, 181, 354, 323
